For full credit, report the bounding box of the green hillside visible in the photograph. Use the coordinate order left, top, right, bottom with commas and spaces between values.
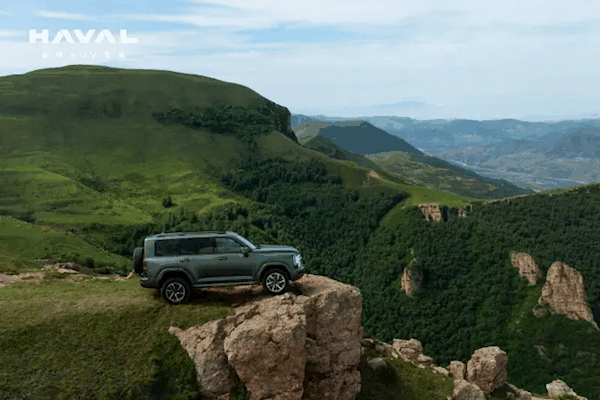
293, 120, 532, 199
367, 151, 529, 199
293, 120, 423, 155
302, 134, 385, 171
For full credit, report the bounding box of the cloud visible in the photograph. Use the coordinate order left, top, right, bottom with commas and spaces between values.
151, 0, 600, 29
32, 10, 96, 21
0, 30, 21, 38
375, 101, 427, 109
0, 10, 13, 16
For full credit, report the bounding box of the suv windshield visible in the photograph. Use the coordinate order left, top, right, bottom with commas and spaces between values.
230, 233, 256, 250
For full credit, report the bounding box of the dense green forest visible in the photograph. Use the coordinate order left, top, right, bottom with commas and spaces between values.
151, 100, 296, 147
71, 159, 600, 399
356, 186, 600, 398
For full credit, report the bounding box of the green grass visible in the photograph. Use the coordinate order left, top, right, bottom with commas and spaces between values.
0, 216, 130, 274
0, 275, 234, 400
357, 347, 454, 400
366, 151, 502, 197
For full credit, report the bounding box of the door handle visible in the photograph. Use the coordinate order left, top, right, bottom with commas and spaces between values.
217, 256, 227, 260
179, 258, 190, 262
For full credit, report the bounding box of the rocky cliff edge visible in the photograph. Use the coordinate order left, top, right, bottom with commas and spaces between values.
168, 274, 363, 400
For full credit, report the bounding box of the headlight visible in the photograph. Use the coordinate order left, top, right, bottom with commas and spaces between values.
293, 254, 303, 267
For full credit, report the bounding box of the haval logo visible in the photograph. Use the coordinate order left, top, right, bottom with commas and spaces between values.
29, 29, 138, 44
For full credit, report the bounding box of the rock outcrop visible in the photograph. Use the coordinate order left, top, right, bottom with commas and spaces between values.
418, 203, 447, 222
466, 346, 508, 394
458, 203, 473, 218
449, 361, 467, 380
535, 261, 599, 330
401, 264, 423, 296
168, 274, 363, 400
546, 379, 588, 400
510, 252, 543, 285
362, 336, 587, 400
453, 379, 486, 400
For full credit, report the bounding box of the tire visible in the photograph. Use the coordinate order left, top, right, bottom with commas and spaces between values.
133, 247, 144, 275
262, 268, 289, 295
161, 277, 192, 305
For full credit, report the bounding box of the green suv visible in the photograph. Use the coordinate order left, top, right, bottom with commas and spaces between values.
133, 231, 305, 304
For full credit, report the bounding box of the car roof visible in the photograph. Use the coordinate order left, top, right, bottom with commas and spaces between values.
145, 231, 233, 240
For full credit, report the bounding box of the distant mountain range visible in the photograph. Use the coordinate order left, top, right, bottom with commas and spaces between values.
293, 120, 534, 199
292, 113, 600, 190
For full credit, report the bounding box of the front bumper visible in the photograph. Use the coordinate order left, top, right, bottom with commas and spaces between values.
290, 265, 305, 281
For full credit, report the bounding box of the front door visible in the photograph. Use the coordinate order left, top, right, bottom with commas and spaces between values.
213, 237, 257, 281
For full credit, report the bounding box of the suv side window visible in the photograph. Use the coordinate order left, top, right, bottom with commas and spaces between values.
180, 237, 215, 255
215, 237, 243, 253
155, 239, 179, 257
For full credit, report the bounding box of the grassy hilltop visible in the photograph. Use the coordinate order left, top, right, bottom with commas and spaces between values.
0, 65, 599, 400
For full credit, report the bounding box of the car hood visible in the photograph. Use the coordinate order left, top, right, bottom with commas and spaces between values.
254, 245, 299, 254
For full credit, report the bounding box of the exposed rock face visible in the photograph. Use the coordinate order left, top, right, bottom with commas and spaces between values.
401, 266, 423, 296
418, 203, 447, 222
453, 379, 486, 400
546, 379, 588, 400
449, 361, 467, 380
466, 346, 508, 394
392, 338, 423, 361
168, 274, 363, 400
537, 261, 599, 330
510, 252, 543, 285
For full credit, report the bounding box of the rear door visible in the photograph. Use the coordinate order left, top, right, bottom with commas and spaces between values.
153, 239, 180, 270
178, 237, 219, 282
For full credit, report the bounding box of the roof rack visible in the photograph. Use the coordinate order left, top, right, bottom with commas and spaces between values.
149, 230, 228, 238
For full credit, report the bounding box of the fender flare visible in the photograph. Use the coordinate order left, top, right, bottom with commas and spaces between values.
157, 268, 194, 285
257, 262, 292, 281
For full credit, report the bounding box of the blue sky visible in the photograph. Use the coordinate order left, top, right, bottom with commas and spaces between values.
0, 1, 599, 121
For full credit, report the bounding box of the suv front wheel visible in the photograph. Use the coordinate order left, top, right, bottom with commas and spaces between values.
161, 277, 192, 305
262, 269, 289, 295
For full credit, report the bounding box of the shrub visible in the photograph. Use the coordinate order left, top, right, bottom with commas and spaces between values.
162, 196, 173, 208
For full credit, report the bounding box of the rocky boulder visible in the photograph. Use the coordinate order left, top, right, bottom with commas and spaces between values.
536, 261, 599, 330
466, 346, 508, 394
546, 379, 588, 400
168, 274, 363, 400
510, 252, 543, 285
392, 338, 423, 361
418, 203, 447, 222
453, 379, 486, 400
449, 360, 467, 380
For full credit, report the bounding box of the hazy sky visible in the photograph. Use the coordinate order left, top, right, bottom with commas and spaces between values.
0, 1, 599, 121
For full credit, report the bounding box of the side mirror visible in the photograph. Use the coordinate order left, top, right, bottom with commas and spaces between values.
241, 247, 250, 256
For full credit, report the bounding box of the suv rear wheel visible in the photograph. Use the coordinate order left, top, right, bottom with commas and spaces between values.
161, 277, 192, 305
262, 268, 289, 295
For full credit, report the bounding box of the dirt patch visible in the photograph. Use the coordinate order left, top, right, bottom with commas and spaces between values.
0, 272, 44, 287
362, 170, 382, 188
0, 265, 135, 288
